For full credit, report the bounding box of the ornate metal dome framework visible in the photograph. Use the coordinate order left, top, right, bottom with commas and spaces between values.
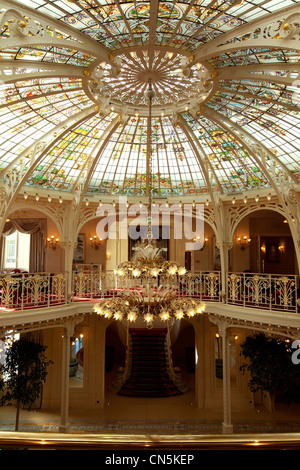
0, 0, 299, 212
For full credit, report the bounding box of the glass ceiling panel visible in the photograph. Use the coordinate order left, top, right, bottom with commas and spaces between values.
0, 0, 297, 195
25, 112, 116, 191
14, 0, 300, 50
87, 115, 207, 196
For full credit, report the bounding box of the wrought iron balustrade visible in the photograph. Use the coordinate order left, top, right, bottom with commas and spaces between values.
0, 270, 298, 314
0, 272, 68, 311
71, 271, 221, 302
226, 272, 299, 313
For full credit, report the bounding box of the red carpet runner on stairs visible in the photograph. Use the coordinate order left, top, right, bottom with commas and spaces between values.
118, 328, 182, 398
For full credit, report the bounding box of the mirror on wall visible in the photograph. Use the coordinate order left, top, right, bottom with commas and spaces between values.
214, 333, 239, 390
69, 334, 84, 388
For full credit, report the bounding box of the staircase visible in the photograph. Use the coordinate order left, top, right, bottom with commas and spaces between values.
118, 328, 182, 398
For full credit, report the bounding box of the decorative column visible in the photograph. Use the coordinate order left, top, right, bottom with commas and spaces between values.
219, 320, 233, 434
60, 199, 82, 299
106, 221, 128, 271
193, 317, 205, 410
215, 202, 233, 301
280, 187, 300, 273
59, 324, 71, 433
61, 240, 77, 298
59, 316, 84, 433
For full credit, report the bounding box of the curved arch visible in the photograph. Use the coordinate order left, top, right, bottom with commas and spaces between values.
75, 202, 220, 250
7, 202, 64, 241
202, 107, 297, 185
230, 204, 287, 241
193, 3, 300, 62
1, 0, 110, 60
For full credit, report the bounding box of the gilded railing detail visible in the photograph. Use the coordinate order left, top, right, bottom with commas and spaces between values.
0, 271, 297, 313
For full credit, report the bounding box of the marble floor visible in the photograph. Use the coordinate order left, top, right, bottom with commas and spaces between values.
0, 369, 300, 435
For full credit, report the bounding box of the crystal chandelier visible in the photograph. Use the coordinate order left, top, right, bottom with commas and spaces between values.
94, 80, 205, 325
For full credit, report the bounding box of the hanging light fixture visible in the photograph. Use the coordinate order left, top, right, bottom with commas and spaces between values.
94, 79, 205, 325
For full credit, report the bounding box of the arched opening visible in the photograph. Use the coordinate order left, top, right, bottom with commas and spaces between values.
73, 217, 107, 272
0, 208, 67, 311
232, 209, 297, 275
171, 319, 196, 399
190, 222, 216, 272
1, 207, 64, 273
104, 321, 127, 396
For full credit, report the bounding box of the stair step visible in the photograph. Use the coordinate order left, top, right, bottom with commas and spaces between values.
118, 328, 182, 398
119, 389, 181, 397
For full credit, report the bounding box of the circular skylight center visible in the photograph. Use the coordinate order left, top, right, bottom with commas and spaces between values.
87, 50, 217, 117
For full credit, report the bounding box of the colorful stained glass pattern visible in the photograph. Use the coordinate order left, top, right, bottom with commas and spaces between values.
13, 0, 299, 50
86, 116, 208, 196
0, 0, 298, 194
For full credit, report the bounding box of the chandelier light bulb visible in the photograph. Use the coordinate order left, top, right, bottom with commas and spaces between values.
132, 268, 141, 277
104, 310, 112, 319
175, 309, 184, 319
187, 309, 195, 317
144, 313, 153, 324
151, 268, 160, 277
114, 311, 123, 321
168, 266, 178, 275
94, 304, 103, 315
178, 267, 187, 275
128, 312, 137, 322
160, 311, 170, 321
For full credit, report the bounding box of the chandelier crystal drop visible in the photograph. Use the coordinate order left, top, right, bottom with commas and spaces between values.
94, 79, 205, 326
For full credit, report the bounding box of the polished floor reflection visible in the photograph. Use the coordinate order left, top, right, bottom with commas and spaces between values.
0, 369, 300, 436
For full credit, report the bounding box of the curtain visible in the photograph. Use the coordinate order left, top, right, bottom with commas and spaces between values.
1, 218, 46, 272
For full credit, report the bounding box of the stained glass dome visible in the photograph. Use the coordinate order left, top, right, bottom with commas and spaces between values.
0, 0, 299, 200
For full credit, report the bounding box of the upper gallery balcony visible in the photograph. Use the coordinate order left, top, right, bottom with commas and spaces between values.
0, 270, 298, 317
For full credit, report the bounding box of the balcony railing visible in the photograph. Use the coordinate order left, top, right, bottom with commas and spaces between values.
226, 272, 299, 313
0, 272, 68, 311
0, 270, 298, 314
71, 271, 222, 303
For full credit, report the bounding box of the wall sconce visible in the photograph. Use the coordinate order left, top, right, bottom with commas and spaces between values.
106, 251, 111, 260
237, 235, 251, 250
278, 244, 285, 254
193, 235, 208, 250
89, 235, 102, 249
46, 235, 59, 250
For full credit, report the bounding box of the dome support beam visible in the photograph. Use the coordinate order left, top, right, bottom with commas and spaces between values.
204, 107, 298, 186
216, 65, 300, 89
179, 117, 229, 298
192, 4, 300, 63
0, 0, 110, 62
218, 83, 300, 114
0, 60, 86, 84
2, 105, 97, 178
203, 107, 300, 272
67, 116, 120, 226
0, 106, 99, 236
